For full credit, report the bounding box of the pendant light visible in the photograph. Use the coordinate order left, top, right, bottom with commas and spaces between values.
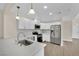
28, 3, 35, 14
16, 6, 20, 20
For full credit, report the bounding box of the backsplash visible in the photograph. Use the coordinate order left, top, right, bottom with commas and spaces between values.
17, 29, 50, 41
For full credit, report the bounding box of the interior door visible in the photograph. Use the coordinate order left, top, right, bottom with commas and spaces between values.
50, 25, 61, 45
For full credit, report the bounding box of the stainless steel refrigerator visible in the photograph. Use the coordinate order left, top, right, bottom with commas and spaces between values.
50, 25, 61, 45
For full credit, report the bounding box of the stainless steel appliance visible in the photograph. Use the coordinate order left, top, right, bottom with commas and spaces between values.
50, 25, 61, 45
32, 32, 42, 42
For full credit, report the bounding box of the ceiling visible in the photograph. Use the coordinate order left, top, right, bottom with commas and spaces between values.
1, 3, 79, 23
0, 3, 6, 11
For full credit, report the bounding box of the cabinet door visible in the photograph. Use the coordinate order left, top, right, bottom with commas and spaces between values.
41, 23, 50, 29
18, 20, 34, 29
34, 48, 44, 56
24, 21, 34, 29
18, 20, 25, 29
43, 33, 50, 42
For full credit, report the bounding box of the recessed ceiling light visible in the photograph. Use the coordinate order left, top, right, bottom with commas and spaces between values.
44, 5, 48, 9
49, 12, 53, 16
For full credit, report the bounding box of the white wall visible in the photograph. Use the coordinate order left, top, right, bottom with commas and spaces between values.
3, 4, 17, 39
61, 20, 72, 42
72, 14, 79, 39
0, 12, 3, 39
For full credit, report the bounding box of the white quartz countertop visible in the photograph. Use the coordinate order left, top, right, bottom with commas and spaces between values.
0, 38, 46, 56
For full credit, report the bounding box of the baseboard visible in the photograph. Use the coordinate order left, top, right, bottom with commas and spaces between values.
72, 36, 79, 39
72, 38, 79, 40
63, 39, 72, 42
60, 43, 63, 46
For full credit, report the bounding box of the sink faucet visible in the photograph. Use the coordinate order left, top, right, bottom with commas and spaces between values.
17, 32, 26, 42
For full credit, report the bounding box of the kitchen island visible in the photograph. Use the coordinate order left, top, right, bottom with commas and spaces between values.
0, 38, 46, 56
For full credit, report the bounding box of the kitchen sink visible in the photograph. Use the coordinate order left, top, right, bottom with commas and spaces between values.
18, 40, 33, 46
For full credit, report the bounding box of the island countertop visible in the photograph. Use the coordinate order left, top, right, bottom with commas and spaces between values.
0, 38, 46, 56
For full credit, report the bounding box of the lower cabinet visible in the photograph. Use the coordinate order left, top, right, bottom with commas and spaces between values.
33, 48, 44, 56
43, 34, 50, 42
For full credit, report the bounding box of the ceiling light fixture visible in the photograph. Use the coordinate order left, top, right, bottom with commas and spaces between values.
28, 3, 35, 14
49, 12, 53, 16
16, 6, 20, 20
44, 5, 48, 9
16, 16, 20, 20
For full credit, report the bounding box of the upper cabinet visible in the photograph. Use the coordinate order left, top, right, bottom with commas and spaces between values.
40, 22, 61, 30
40, 23, 50, 29
18, 18, 34, 29
18, 18, 61, 30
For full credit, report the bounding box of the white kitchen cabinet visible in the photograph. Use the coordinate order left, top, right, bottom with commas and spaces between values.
42, 33, 50, 42
18, 20, 25, 29
18, 18, 34, 29
34, 48, 44, 56
40, 22, 61, 30
24, 21, 34, 29
40, 23, 50, 29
